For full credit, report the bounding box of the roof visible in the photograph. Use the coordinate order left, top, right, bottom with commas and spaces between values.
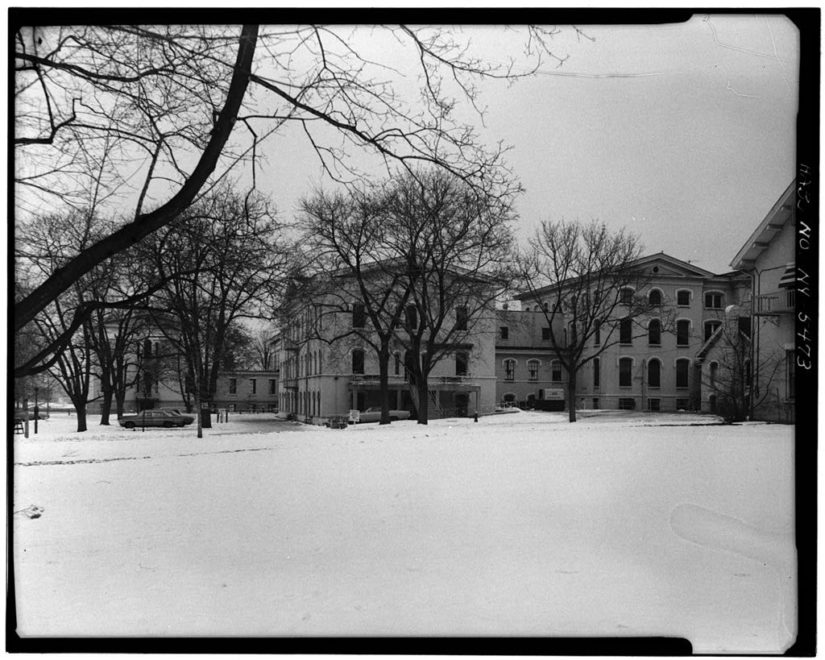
514, 251, 722, 301
730, 180, 795, 271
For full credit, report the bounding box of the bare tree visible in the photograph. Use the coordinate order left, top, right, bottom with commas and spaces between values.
382, 169, 515, 424
518, 219, 651, 422
14, 21, 581, 332
141, 187, 286, 435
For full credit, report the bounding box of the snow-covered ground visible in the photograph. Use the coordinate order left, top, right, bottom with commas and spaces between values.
12, 410, 795, 653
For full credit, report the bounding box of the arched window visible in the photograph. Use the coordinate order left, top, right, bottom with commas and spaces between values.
406, 305, 418, 330
619, 318, 633, 344
143, 338, 152, 359
704, 320, 722, 342
676, 319, 690, 346
647, 358, 661, 388
504, 359, 516, 381
593, 319, 601, 345
648, 289, 662, 306
648, 319, 661, 345
709, 361, 718, 387
619, 357, 633, 387
676, 358, 690, 388
704, 291, 724, 310
393, 352, 401, 376
527, 359, 540, 381
352, 349, 365, 374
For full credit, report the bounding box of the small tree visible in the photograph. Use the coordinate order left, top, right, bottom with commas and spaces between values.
519, 219, 651, 422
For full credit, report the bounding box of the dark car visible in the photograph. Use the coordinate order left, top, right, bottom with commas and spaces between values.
157, 408, 196, 424
119, 409, 194, 429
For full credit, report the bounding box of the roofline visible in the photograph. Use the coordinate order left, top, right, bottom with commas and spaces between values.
730, 180, 796, 270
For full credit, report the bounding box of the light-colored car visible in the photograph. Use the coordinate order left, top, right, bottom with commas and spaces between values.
349, 407, 411, 423
119, 409, 194, 429
157, 408, 196, 424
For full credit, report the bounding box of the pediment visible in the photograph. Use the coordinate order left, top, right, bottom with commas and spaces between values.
631, 253, 717, 279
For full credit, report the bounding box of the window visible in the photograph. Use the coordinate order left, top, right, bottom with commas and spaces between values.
394, 353, 401, 376
456, 351, 469, 377
551, 360, 562, 382
594, 319, 601, 345
352, 302, 366, 328
455, 306, 468, 331
676, 358, 690, 388
619, 357, 633, 387
250, 378, 257, 394
406, 305, 418, 330
504, 359, 515, 381
648, 319, 661, 345
677, 290, 691, 306
620, 288, 634, 304
500, 326, 509, 340
738, 316, 751, 338
528, 359, 539, 381
676, 398, 689, 410
593, 357, 600, 389
618, 397, 636, 410
709, 361, 718, 387
592, 398, 600, 410
269, 379, 276, 395
676, 320, 690, 346
143, 338, 152, 358
647, 398, 661, 412
229, 378, 237, 394
619, 318, 632, 344
648, 289, 662, 306
704, 292, 724, 309
647, 359, 661, 388
704, 320, 722, 342
352, 349, 365, 374
541, 327, 551, 341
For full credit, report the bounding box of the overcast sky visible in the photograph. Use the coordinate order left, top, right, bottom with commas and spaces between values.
257, 14, 799, 275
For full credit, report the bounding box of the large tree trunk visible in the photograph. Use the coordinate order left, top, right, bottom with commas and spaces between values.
115, 389, 126, 419
74, 402, 88, 433
99, 387, 113, 425
378, 346, 391, 425
567, 368, 578, 423
416, 380, 430, 425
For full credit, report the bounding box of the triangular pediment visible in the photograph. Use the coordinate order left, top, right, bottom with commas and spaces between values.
630, 253, 717, 279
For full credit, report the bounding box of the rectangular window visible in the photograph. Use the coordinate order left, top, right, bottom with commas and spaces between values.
250, 379, 257, 394
592, 398, 600, 410
647, 398, 661, 412
677, 290, 691, 306
594, 319, 601, 345
676, 320, 690, 346
269, 379, 276, 395
593, 358, 600, 389
528, 361, 539, 381
676, 360, 689, 388
676, 398, 689, 410
229, 378, 237, 394
505, 360, 515, 381
352, 350, 365, 374
352, 303, 366, 328
619, 358, 632, 387
551, 361, 562, 382
542, 327, 551, 341
618, 397, 636, 410
705, 321, 721, 341
456, 351, 469, 377
455, 306, 468, 331
704, 292, 723, 309
500, 326, 509, 340
406, 305, 418, 330
619, 318, 632, 344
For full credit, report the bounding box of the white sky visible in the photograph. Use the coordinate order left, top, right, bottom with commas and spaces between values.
256, 15, 799, 275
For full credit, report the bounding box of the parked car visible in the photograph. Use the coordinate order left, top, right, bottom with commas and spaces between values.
157, 408, 196, 424
119, 409, 194, 429
349, 407, 411, 423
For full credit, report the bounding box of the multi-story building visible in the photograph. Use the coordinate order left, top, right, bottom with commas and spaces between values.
727, 181, 796, 422
276, 271, 498, 423
498, 253, 751, 413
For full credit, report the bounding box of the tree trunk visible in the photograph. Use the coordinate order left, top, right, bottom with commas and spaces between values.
115, 390, 126, 419
99, 387, 113, 425
74, 402, 88, 433
195, 390, 203, 439
378, 346, 391, 425
416, 380, 430, 425
567, 368, 578, 423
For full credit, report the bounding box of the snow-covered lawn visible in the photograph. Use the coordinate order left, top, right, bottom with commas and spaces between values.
12, 410, 795, 653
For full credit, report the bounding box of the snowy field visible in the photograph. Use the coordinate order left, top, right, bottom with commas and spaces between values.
12, 410, 795, 653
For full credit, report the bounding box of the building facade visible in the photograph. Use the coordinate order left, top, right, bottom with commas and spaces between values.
277, 274, 498, 423
499, 253, 751, 413
729, 181, 796, 422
